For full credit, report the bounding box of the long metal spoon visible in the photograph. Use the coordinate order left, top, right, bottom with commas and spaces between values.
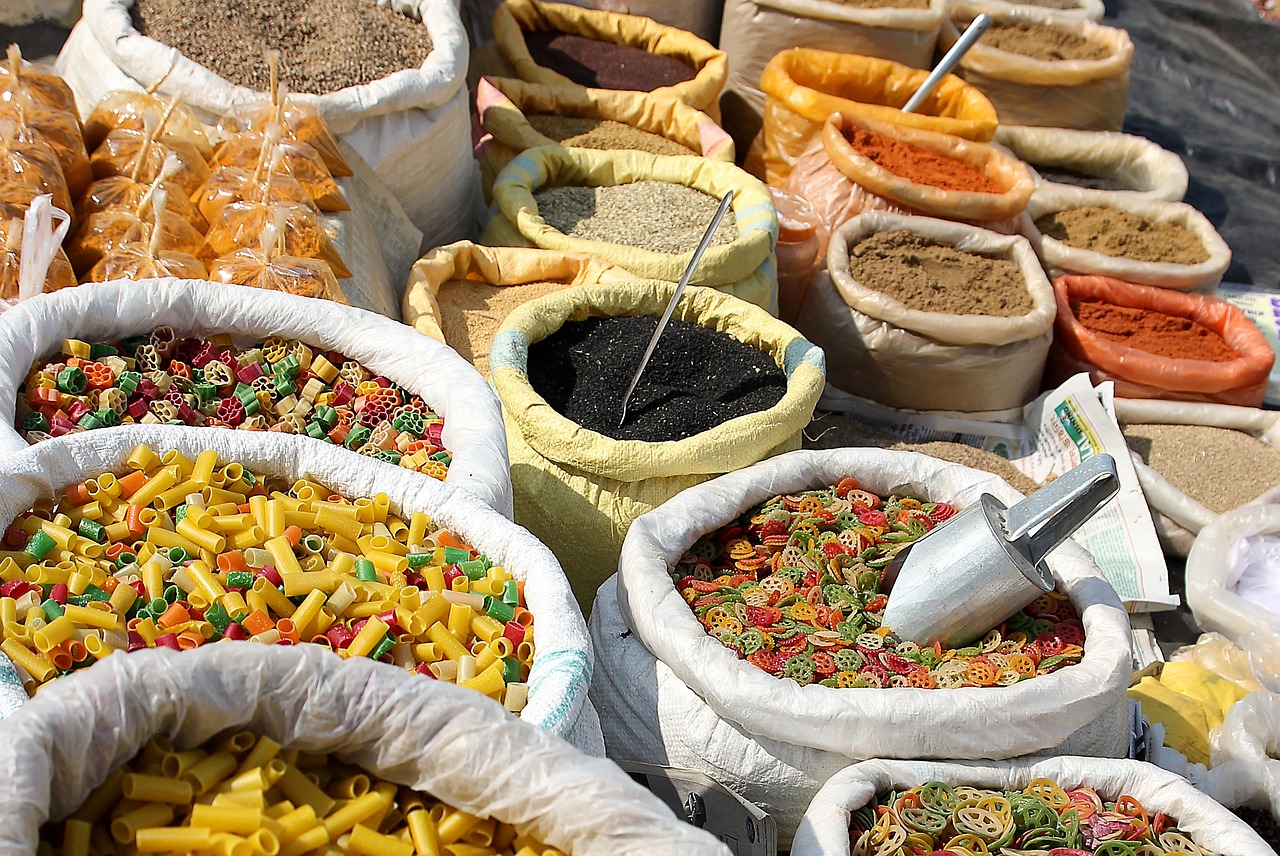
901, 13, 992, 114
618, 188, 735, 428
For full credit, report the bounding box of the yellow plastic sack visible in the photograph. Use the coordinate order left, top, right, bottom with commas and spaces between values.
1129, 675, 1213, 766
483, 145, 779, 311
718, 0, 946, 153
490, 0, 728, 119
782, 111, 1034, 259
475, 76, 734, 201
1159, 661, 1250, 729
402, 240, 634, 377
941, 3, 1134, 131
490, 281, 825, 609
753, 48, 999, 186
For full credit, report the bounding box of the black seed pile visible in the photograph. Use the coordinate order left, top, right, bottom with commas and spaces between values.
1232, 807, 1280, 851
527, 316, 787, 442
1036, 165, 1131, 192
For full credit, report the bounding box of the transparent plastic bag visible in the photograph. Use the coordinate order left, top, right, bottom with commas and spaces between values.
0, 46, 76, 116
218, 101, 352, 178
204, 198, 350, 279
0, 96, 91, 198
84, 188, 208, 283
194, 164, 314, 225
88, 114, 211, 197
0, 120, 72, 215
66, 205, 206, 275
770, 186, 820, 326
209, 217, 347, 303
0, 195, 74, 304
212, 133, 349, 212
1171, 633, 1270, 696
83, 92, 213, 158
76, 173, 207, 233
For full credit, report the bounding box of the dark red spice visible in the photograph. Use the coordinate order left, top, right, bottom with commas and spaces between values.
847, 127, 1003, 193
1072, 300, 1237, 361
522, 30, 697, 92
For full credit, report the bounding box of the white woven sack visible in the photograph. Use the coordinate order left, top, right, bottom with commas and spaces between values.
796, 213, 1055, 412
1186, 507, 1280, 653
56, 0, 479, 245
1201, 690, 1280, 818
0, 644, 723, 855
995, 125, 1188, 203
1114, 398, 1280, 557
0, 279, 513, 516
956, 0, 1104, 20
0, 426, 600, 751
1021, 186, 1232, 293
591, 578, 1130, 842
718, 0, 944, 149
791, 757, 1273, 856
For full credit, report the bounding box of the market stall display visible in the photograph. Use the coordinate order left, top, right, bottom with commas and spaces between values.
994, 124, 1187, 202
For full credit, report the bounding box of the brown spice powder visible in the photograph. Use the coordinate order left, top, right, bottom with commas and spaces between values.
833, 0, 931, 7
1123, 423, 1280, 512
978, 21, 1112, 61
525, 116, 696, 157
437, 279, 569, 378
1035, 206, 1210, 265
849, 230, 1033, 316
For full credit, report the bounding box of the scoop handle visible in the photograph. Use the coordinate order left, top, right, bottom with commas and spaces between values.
901, 13, 992, 114
1002, 453, 1119, 564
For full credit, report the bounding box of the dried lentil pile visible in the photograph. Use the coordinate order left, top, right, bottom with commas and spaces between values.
534, 182, 738, 254
673, 478, 1085, 688
131, 0, 434, 94
849, 230, 1033, 316
979, 21, 1112, 61
526, 115, 696, 156
1123, 423, 1280, 513
1036, 207, 1210, 265
527, 315, 786, 442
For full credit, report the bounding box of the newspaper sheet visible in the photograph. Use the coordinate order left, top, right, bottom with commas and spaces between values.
819, 373, 1176, 611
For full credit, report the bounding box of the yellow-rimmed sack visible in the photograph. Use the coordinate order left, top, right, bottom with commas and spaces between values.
782, 111, 1034, 258
490, 281, 825, 610
490, 0, 728, 118
752, 48, 998, 185
718, 0, 946, 153
483, 146, 779, 311
941, 3, 1134, 130
475, 76, 734, 201
402, 240, 635, 377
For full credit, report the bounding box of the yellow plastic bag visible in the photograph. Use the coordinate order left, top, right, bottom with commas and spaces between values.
490, 0, 728, 119
1129, 675, 1213, 766
204, 199, 351, 280
1158, 661, 1250, 729
941, 3, 1133, 130
212, 133, 348, 213
402, 240, 634, 377
65, 204, 205, 275
754, 48, 999, 186
781, 111, 1034, 258
490, 281, 825, 609
475, 76, 734, 201
89, 125, 210, 198
483, 145, 778, 311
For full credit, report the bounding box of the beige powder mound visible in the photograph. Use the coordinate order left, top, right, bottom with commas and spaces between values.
1035, 206, 1209, 265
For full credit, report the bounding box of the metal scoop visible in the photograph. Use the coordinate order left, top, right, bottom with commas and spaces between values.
880, 454, 1119, 649
900, 13, 992, 114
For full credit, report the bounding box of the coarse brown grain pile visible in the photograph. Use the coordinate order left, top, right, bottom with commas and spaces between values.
835, 0, 931, 7
1123, 423, 1280, 512
534, 182, 738, 254
526, 116, 696, 156
849, 230, 1033, 316
979, 21, 1111, 61
1036, 206, 1210, 265
131, 0, 434, 94
437, 278, 569, 378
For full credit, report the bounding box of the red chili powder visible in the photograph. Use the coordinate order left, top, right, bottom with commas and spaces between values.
847, 128, 1003, 193
1072, 300, 1237, 361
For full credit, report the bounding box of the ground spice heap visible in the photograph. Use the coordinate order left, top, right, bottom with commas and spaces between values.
132, 0, 433, 94
1035, 165, 1130, 192
526, 115, 696, 157
978, 21, 1112, 61
523, 30, 697, 92
835, 0, 930, 7
1124, 423, 1280, 512
672, 478, 1084, 688
534, 182, 738, 254
1037, 206, 1210, 265
527, 315, 786, 442
1232, 808, 1280, 852
847, 128, 1003, 193
1071, 300, 1236, 361
849, 230, 1032, 316
438, 278, 568, 378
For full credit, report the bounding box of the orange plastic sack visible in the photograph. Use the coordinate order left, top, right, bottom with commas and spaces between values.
1048, 275, 1275, 406
0, 98, 91, 198
0, 47, 76, 116
86, 244, 207, 283
781, 112, 1033, 260
753, 48, 999, 185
